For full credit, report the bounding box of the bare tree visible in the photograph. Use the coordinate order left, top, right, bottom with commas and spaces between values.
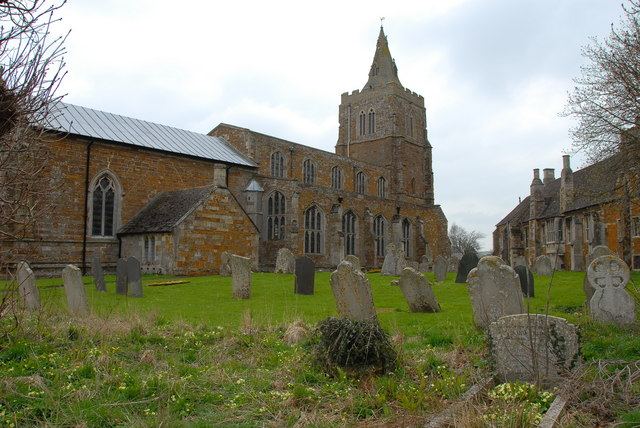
449, 223, 484, 255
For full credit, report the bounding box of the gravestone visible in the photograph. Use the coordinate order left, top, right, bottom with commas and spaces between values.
16, 261, 40, 310
395, 248, 408, 275
407, 260, 419, 271
583, 246, 614, 304
115, 258, 128, 295
533, 255, 553, 275
294, 256, 315, 295
219, 252, 232, 276
418, 255, 431, 272
489, 314, 580, 383
587, 255, 636, 325
514, 265, 535, 298
231, 254, 252, 299
62, 264, 90, 316
455, 252, 479, 283
92, 256, 106, 292
398, 267, 441, 313
380, 243, 397, 276
330, 260, 377, 322
433, 255, 448, 282
467, 256, 525, 329
344, 255, 361, 272
126, 256, 143, 297
448, 256, 460, 273
275, 248, 296, 274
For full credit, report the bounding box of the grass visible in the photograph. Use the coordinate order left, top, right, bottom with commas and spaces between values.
0, 269, 638, 426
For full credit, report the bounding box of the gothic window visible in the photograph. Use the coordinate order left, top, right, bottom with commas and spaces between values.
342, 211, 357, 256
144, 235, 156, 262
410, 178, 416, 195
270, 151, 284, 178
368, 109, 375, 134
304, 205, 323, 254
407, 116, 414, 137
91, 174, 117, 237
401, 218, 412, 257
377, 176, 387, 198
331, 166, 343, 190
374, 215, 386, 258
356, 171, 366, 194
302, 159, 316, 184
372, 63, 379, 76
359, 111, 366, 136
267, 191, 286, 240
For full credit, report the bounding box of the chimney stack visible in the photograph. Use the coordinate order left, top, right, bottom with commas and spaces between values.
560, 155, 574, 212
530, 169, 545, 219
543, 168, 555, 185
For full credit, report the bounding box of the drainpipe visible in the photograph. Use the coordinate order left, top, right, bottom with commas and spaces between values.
81, 140, 94, 275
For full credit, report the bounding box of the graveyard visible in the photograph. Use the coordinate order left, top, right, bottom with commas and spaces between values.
1, 264, 639, 427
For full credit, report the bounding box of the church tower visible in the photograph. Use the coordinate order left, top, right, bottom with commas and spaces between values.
336, 26, 434, 205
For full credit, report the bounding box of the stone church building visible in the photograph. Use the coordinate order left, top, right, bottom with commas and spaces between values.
4, 27, 450, 275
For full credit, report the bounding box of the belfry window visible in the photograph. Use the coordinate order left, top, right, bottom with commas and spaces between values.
303, 159, 316, 184
267, 191, 286, 240
359, 111, 366, 136
368, 109, 375, 134
401, 218, 412, 257
356, 172, 366, 194
342, 211, 357, 256
91, 175, 116, 236
377, 176, 387, 198
304, 205, 323, 254
374, 215, 386, 258
270, 151, 284, 178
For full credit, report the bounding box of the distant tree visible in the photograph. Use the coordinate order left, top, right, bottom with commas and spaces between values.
449, 223, 484, 255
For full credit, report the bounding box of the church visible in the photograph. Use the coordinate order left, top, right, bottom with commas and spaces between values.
4, 27, 451, 275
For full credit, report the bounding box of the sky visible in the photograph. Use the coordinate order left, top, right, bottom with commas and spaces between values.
55, 0, 626, 251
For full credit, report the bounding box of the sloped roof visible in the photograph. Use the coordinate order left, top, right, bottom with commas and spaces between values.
118, 186, 214, 235
496, 196, 530, 227
43, 102, 257, 168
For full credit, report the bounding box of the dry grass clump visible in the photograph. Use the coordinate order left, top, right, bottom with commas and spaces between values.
283, 319, 310, 345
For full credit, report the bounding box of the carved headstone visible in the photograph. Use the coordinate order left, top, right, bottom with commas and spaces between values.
380, 243, 397, 276
219, 252, 232, 276
275, 248, 296, 274
127, 256, 143, 297
398, 267, 441, 313
231, 254, 252, 299
330, 260, 377, 322
343, 255, 361, 272
433, 255, 448, 282
92, 256, 106, 292
467, 256, 525, 329
16, 261, 40, 310
418, 255, 431, 272
115, 258, 128, 295
533, 255, 553, 275
587, 255, 636, 325
62, 264, 90, 316
294, 256, 315, 295
583, 246, 614, 304
448, 256, 460, 273
489, 314, 580, 383
455, 252, 479, 283
514, 265, 535, 298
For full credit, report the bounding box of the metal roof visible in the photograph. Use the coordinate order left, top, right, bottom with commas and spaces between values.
42, 102, 257, 168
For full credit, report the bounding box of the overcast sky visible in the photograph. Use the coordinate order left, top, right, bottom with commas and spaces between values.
56, 0, 625, 251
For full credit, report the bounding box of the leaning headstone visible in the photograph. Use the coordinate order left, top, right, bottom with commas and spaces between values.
115, 258, 128, 295
433, 255, 448, 282
92, 256, 106, 292
489, 314, 580, 383
330, 260, 377, 322
219, 252, 232, 276
587, 255, 636, 325
275, 248, 296, 274
126, 256, 143, 297
455, 252, 479, 283
16, 261, 40, 310
448, 255, 460, 273
62, 264, 90, 316
533, 255, 553, 276
294, 256, 315, 295
418, 255, 431, 272
231, 254, 252, 299
380, 243, 397, 276
467, 256, 525, 329
344, 255, 361, 272
514, 265, 535, 298
583, 246, 614, 305
398, 267, 441, 313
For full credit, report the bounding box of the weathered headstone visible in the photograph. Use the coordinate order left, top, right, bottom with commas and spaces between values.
62, 264, 90, 315
467, 256, 525, 329
587, 255, 636, 325
418, 255, 431, 272
514, 265, 535, 298
231, 254, 252, 299
294, 256, 315, 295
115, 258, 128, 295
330, 260, 377, 322
344, 255, 361, 272
219, 252, 232, 276
126, 256, 143, 297
398, 267, 441, 313
583, 246, 614, 305
433, 255, 448, 282
533, 255, 553, 276
448, 256, 460, 273
380, 243, 397, 276
395, 248, 407, 275
407, 260, 419, 271
92, 256, 106, 292
274, 248, 296, 274
489, 314, 580, 383
455, 252, 479, 283
16, 261, 40, 310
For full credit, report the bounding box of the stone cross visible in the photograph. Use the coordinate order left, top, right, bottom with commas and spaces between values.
275, 248, 296, 274
455, 252, 479, 283
587, 255, 636, 325
433, 255, 448, 282
126, 256, 143, 298
62, 264, 90, 316
231, 254, 252, 299
92, 256, 106, 292
330, 260, 378, 322
16, 261, 40, 310
398, 267, 441, 313
294, 256, 315, 295
115, 258, 128, 295
343, 255, 361, 272
583, 246, 614, 305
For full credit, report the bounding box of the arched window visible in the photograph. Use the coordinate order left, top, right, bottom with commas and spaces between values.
302, 159, 316, 184
368, 109, 375, 134
407, 116, 414, 137
144, 235, 156, 262
401, 218, 412, 257
410, 178, 416, 195
331, 166, 343, 189
356, 171, 366, 194
270, 151, 284, 178
377, 176, 387, 198
267, 191, 286, 240
359, 111, 366, 136
91, 173, 119, 237
304, 205, 322, 254
342, 211, 357, 256
371, 63, 379, 76
374, 215, 386, 258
